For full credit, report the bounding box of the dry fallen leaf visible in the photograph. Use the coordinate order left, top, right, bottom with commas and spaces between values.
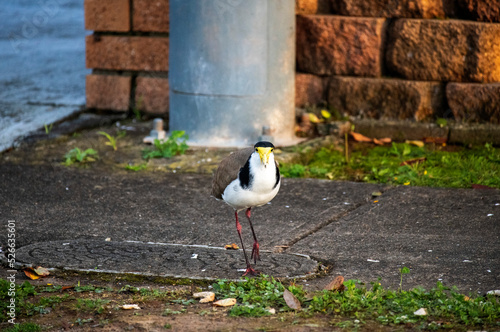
213, 298, 237, 307
400, 157, 427, 166
283, 289, 301, 310
193, 291, 215, 303
61, 286, 75, 292
24, 269, 41, 280
308, 113, 322, 124
472, 184, 495, 190
34, 266, 50, 277
321, 110, 331, 119
405, 140, 425, 147
122, 304, 141, 310
224, 243, 240, 250
423, 137, 447, 144
324, 275, 345, 292
350, 131, 372, 142
24, 266, 50, 280
373, 137, 392, 145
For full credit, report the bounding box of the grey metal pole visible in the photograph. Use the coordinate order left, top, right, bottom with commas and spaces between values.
169, 0, 296, 146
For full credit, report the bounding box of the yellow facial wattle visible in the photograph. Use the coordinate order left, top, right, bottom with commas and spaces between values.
256, 147, 273, 166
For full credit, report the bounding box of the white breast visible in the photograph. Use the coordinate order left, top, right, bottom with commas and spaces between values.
222, 152, 280, 211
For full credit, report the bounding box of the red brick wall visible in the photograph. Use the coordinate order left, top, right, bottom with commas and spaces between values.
295, 0, 500, 124
85, 0, 169, 115
85, 0, 500, 124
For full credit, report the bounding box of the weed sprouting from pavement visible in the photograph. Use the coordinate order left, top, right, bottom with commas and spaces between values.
63, 147, 98, 166
43, 123, 53, 135
125, 163, 147, 172
98, 131, 126, 151
399, 266, 410, 292
142, 130, 189, 160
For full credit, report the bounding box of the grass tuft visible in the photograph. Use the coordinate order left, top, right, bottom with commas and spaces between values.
142, 131, 189, 160
281, 142, 500, 188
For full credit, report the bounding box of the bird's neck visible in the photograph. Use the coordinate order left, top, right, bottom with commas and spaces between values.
248, 153, 276, 191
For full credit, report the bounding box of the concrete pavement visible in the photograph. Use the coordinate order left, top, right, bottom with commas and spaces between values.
0, 161, 498, 293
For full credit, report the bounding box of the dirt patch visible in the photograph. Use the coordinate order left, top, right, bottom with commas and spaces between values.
0, 266, 334, 332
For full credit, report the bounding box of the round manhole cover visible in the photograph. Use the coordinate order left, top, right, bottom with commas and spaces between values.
16, 240, 318, 280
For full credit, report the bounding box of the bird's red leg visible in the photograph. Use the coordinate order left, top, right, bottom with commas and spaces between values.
235, 211, 259, 276
245, 208, 260, 264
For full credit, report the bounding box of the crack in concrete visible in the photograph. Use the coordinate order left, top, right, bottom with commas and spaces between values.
283, 186, 398, 250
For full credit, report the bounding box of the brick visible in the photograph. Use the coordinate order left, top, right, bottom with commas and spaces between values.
386, 19, 500, 83
133, 0, 169, 32
135, 76, 169, 115
296, 15, 385, 76
331, 0, 447, 18
295, 73, 325, 107
327, 76, 445, 121
456, 0, 500, 22
86, 35, 169, 71
84, 0, 130, 32
296, 0, 332, 14
86, 74, 131, 111
447, 83, 500, 124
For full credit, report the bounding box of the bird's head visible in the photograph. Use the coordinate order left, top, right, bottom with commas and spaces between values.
254, 141, 275, 167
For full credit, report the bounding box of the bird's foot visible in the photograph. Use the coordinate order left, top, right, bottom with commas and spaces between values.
242, 266, 260, 277
251, 242, 260, 263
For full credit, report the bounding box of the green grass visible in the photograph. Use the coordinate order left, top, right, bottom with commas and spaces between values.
74, 298, 110, 314
24, 294, 70, 315
43, 123, 53, 135
212, 276, 306, 317
125, 163, 147, 172
133, 97, 143, 120
142, 130, 189, 160
309, 280, 500, 328
211, 275, 500, 329
3, 322, 41, 332
63, 147, 98, 166
0, 279, 73, 322
2, 277, 499, 330
98, 130, 126, 151
281, 142, 500, 188
0, 280, 36, 322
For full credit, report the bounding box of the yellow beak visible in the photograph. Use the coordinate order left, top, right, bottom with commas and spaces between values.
256, 147, 273, 166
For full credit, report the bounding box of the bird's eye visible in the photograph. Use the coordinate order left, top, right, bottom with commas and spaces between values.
271, 148, 274, 152
255, 148, 258, 152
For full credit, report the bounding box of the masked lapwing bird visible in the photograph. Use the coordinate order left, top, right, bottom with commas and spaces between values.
211, 141, 281, 276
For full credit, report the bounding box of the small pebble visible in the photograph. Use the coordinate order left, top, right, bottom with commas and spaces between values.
414, 308, 427, 316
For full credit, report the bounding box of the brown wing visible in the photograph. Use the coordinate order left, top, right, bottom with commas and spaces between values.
211, 147, 254, 199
